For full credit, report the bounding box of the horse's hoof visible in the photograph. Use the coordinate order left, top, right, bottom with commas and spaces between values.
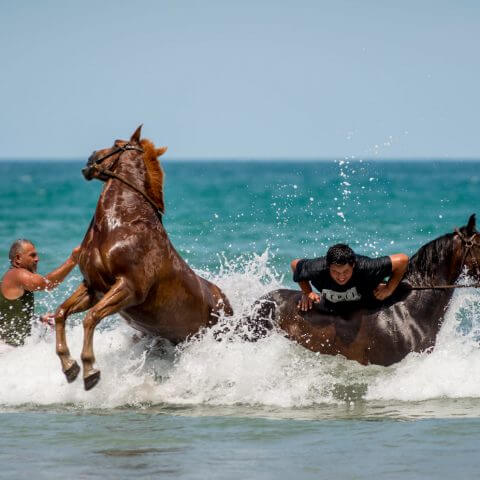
84, 370, 101, 391
64, 361, 80, 383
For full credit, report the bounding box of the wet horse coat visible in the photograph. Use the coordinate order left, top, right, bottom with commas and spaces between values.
54, 126, 232, 389
251, 215, 480, 366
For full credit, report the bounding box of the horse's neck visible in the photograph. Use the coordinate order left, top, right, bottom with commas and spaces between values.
115, 156, 148, 193
406, 237, 461, 287
402, 237, 463, 326
96, 158, 155, 223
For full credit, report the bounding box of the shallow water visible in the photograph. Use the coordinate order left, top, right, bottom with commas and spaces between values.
3, 411, 480, 480
0, 159, 479, 478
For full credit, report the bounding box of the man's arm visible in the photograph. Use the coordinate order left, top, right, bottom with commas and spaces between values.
43, 246, 80, 288
373, 253, 409, 300
291, 259, 321, 311
9, 246, 81, 295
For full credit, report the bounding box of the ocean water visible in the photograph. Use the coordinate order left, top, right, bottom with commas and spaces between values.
0, 159, 479, 479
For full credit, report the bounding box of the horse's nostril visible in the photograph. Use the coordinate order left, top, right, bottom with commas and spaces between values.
82, 167, 92, 180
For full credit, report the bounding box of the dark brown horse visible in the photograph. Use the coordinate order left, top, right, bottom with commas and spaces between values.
250, 214, 480, 366
54, 126, 232, 390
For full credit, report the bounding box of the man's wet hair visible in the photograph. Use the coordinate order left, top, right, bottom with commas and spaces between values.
326, 243, 356, 267
8, 239, 34, 264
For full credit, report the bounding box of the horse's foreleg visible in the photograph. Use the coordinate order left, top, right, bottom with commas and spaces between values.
54, 282, 94, 383
80, 277, 134, 391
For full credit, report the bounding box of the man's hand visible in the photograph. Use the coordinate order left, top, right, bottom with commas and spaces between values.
70, 245, 82, 263
373, 283, 395, 301
39, 313, 55, 327
298, 292, 321, 311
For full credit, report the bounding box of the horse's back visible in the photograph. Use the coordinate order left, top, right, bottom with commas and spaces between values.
251, 288, 416, 366
115, 262, 233, 342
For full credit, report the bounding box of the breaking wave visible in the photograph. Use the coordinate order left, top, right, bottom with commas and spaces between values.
1, 251, 479, 412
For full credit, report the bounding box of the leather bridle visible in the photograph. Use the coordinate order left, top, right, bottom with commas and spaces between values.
92, 143, 144, 164
454, 227, 480, 280
88, 143, 164, 221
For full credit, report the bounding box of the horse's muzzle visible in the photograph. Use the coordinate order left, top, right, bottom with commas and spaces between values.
82, 166, 94, 180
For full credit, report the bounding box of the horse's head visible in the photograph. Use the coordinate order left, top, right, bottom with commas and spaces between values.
82, 125, 168, 181
82, 125, 168, 214
455, 214, 480, 279
82, 125, 145, 181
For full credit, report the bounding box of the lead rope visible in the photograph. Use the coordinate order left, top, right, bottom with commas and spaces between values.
409, 283, 480, 290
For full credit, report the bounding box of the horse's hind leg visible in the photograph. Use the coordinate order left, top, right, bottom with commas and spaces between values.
54, 282, 94, 383
80, 277, 135, 391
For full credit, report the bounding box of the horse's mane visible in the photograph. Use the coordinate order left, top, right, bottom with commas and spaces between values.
140, 139, 165, 213
407, 232, 454, 282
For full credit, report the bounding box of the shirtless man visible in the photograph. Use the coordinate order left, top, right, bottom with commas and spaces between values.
0, 239, 80, 348
291, 243, 409, 313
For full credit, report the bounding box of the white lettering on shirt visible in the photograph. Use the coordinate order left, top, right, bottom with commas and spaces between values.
322, 287, 361, 303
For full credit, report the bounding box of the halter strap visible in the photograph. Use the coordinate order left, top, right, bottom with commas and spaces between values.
94, 143, 144, 164
91, 144, 163, 221
454, 228, 480, 249
454, 228, 480, 279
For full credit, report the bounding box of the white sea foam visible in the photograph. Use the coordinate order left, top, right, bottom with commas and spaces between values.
366, 288, 480, 402
0, 252, 479, 409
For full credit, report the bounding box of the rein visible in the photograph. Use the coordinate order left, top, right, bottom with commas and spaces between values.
90, 143, 164, 221
409, 283, 480, 290
93, 144, 144, 164
409, 229, 480, 290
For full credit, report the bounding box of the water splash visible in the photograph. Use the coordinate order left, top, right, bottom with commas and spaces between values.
0, 253, 479, 410
366, 287, 480, 402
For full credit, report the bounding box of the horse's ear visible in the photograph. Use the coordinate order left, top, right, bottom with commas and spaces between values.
466, 214, 476, 235
156, 146, 168, 157
130, 124, 143, 144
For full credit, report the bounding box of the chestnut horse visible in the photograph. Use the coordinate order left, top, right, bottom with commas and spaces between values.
54, 126, 232, 390
251, 215, 480, 366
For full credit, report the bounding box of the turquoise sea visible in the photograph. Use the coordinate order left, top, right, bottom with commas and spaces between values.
1, 159, 480, 479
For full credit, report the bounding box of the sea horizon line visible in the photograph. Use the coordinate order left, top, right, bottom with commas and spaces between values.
0, 157, 479, 163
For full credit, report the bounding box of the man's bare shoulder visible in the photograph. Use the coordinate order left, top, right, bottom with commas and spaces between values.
2, 268, 46, 295
2, 267, 22, 285
1, 268, 25, 299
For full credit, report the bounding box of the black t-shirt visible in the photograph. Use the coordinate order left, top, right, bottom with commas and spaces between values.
293, 255, 392, 309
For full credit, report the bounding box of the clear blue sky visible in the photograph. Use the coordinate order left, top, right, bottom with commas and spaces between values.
1, 0, 479, 159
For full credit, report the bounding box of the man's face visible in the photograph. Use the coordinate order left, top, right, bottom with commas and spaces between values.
329, 263, 354, 285
15, 242, 38, 272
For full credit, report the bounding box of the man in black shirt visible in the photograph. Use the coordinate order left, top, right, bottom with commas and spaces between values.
291, 244, 409, 312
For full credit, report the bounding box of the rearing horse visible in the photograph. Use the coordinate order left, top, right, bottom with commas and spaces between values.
251, 214, 480, 366
54, 126, 232, 390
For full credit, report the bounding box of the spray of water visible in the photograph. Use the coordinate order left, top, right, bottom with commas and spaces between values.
0, 252, 479, 410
